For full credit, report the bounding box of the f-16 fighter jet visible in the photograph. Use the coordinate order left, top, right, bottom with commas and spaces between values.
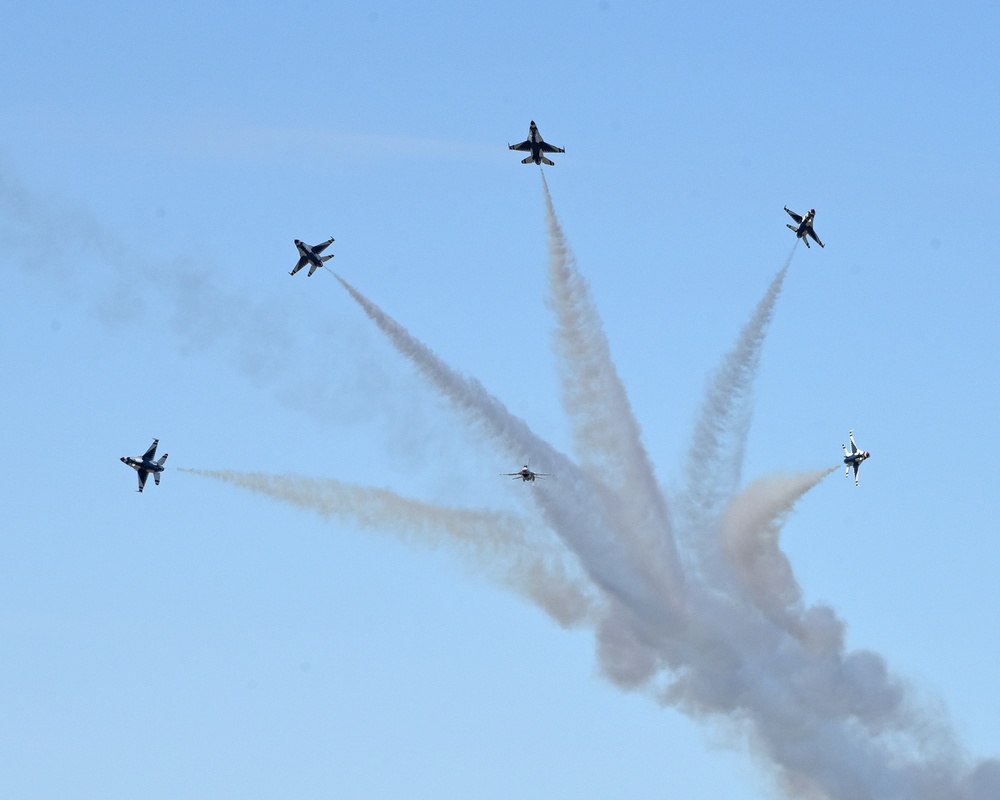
784, 206, 825, 248
502, 465, 552, 482
290, 237, 335, 276
508, 121, 565, 166
842, 430, 871, 486
120, 438, 168, 493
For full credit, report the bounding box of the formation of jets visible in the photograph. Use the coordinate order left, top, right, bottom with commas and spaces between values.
502, 465, 552, 482
124, 122, 875, 492
120, 439, 168, 493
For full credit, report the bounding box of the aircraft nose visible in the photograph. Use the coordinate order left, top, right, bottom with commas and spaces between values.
120, 457, 126, 462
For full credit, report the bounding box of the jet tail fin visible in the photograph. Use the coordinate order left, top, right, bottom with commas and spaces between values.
540, 156, 555, 166
321, 255, 335, 263
154, 472, 161, 486
157, 454, 169, 466
521, 155, 535, 165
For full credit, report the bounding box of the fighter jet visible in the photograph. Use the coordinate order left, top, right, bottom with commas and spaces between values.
508, 121, 565, 166
290, 237, 335, 277
502, 465, 552, 482
784, 206, 825, 248
120, 438, 168, 493
842, 430, 871, 486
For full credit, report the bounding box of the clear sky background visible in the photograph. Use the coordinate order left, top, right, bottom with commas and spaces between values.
2, 2, 999, 798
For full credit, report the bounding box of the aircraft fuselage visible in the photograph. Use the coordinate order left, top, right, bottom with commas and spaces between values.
296, 241, 324, 269
120, 456, 164, 474
793, 213, 815, 237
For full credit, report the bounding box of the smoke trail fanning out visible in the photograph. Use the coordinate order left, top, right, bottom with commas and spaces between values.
191, 178, 1000, 799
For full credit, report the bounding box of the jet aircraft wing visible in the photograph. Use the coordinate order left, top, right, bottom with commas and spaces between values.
508, 140, 532, 152
312, 238, 334, 255
851, 462, 861, 486
807, 229, 824, 248
143, 439, 159, 461
538, 142, 565, 153
137, 469, 149, 492
784, 206, 803, 223
290, 257, 308, 276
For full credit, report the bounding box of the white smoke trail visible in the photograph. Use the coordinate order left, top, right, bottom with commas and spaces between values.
681, 260, 790, 537
181, 468, 599, 628
541, 174, 685, 611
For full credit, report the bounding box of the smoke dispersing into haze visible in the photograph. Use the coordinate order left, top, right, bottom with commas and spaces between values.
0, 167, 401, 426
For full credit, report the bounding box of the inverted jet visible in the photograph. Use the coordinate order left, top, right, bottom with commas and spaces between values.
842, 430, 871, 486
120, 438, 168, 493
784, 206, 825, 248
508, 121, 565, 166
502, 465, 552, 482
290, 237, 335, 277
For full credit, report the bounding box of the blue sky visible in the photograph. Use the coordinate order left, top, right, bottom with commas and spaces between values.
3, 2, 1000, 798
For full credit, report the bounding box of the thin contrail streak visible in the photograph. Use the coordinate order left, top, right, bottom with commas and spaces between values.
540, 174, 664, 495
